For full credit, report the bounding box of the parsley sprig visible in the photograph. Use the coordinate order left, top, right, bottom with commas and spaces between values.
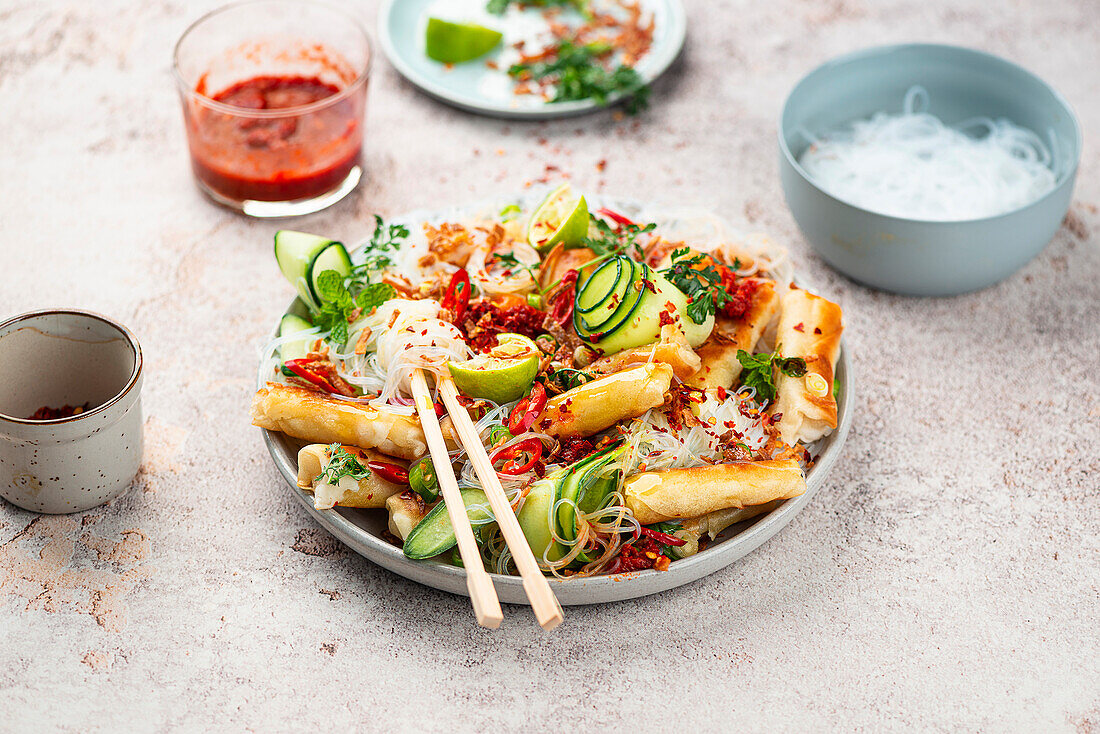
509, 41, 649, 114
660, 248, 734, 325
316, 444, 370, 485
736, 349, 807, 404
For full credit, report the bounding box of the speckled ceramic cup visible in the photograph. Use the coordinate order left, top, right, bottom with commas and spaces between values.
0, 310, 144, 513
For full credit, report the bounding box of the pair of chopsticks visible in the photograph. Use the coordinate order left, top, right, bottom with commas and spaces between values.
409, 368, 563, 630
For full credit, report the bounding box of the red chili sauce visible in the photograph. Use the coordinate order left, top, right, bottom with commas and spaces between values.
188, 75, 362, 202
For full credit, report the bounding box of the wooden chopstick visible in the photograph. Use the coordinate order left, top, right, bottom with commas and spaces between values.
438, 375, 564, 631
409, 369, 503, 629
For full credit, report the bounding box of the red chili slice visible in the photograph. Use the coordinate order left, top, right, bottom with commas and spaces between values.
507, 382, 547, 434
548, 269, 578, 325
367, 460, 410, 485
492, 437, 543, 475
284, 359, 358, 397
596, 207, 637, 227
639, 526, 686, 547
442, 269, 471, 324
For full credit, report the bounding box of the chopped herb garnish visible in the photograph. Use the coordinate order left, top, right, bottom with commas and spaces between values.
490, 250, 538, 278
584, 215, 655, 259
487, 0, 589, 16
736, 349, 808, 404
509, 41, 649, 114
315, 443, 370, 485
660, 248, 733, 325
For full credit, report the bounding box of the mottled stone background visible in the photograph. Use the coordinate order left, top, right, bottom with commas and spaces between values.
1, 0, 1097, 731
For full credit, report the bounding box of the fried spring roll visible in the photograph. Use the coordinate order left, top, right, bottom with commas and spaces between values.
673, 500, 784, 558
387, 491, 428, 541
251, 384, 427, 460
686, 279, 780, 389
769, 289, 843, 445
587, 324, 701, 381
536, 363, 673, 438
623, 460, 806, 524
296, 444, 406, 510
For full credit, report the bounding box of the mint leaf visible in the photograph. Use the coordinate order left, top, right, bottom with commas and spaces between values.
356, 283, 395, 312
316, 270, 351, 306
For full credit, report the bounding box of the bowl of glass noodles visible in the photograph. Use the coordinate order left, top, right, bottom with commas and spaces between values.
778, 43, 1081, 296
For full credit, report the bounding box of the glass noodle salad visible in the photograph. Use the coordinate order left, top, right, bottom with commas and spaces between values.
251, 185, 845, 577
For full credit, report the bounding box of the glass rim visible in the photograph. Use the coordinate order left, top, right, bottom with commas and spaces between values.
171, 0, 373, 118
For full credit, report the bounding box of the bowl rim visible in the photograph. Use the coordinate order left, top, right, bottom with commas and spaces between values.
0, 308, 143, 426
777, 42, 1083, 226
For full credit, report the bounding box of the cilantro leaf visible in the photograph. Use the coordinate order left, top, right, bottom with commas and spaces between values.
660, 249, 732, 324
735, 349, 808, 404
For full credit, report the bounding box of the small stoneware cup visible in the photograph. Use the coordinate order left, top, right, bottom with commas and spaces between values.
0, 310, 144, 513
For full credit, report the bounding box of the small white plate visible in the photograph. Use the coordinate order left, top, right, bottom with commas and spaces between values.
377, 0, 687, 119
258, 194, 854, 605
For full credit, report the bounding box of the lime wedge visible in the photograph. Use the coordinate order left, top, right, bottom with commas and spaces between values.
448, 333, 541, 404
425, 18, 503, 64
526, 183, 589, 255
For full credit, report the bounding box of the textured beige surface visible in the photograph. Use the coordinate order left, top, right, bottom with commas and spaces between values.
1, 0, 1099, 731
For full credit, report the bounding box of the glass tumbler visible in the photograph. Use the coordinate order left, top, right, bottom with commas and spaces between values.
173, 0, 371, 217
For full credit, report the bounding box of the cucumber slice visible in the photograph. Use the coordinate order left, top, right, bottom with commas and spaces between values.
278, 314, 315, 362
403, 488, 494, 560
577, 258, 636, 332
274, 231, 339, 309
307, 242, 353, 306
576, 262, 646, 344
575, 257, 623, 313
518, 470, 568, 565
556, 445, 623, 543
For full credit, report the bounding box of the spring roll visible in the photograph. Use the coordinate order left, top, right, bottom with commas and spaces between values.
387, 491, 428, 541
686, 279, 780, 389
673, 500, 784, 558
623, 460, 805, 524
251, 384, 427, 460
769, 289, 843, 445
535, 363, 673, 438
587, 323, 701, 381
296, 444, 406, 510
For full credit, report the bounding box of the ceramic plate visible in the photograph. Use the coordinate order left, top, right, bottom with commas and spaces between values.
259, 195, 853, 605
377, 0, 687, 119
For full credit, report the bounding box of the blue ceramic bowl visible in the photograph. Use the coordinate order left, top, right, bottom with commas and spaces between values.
779, 44, 1081, 296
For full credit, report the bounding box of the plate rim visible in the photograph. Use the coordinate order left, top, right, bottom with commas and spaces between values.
258, 195, 854, 605
376, 0, 687, 120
